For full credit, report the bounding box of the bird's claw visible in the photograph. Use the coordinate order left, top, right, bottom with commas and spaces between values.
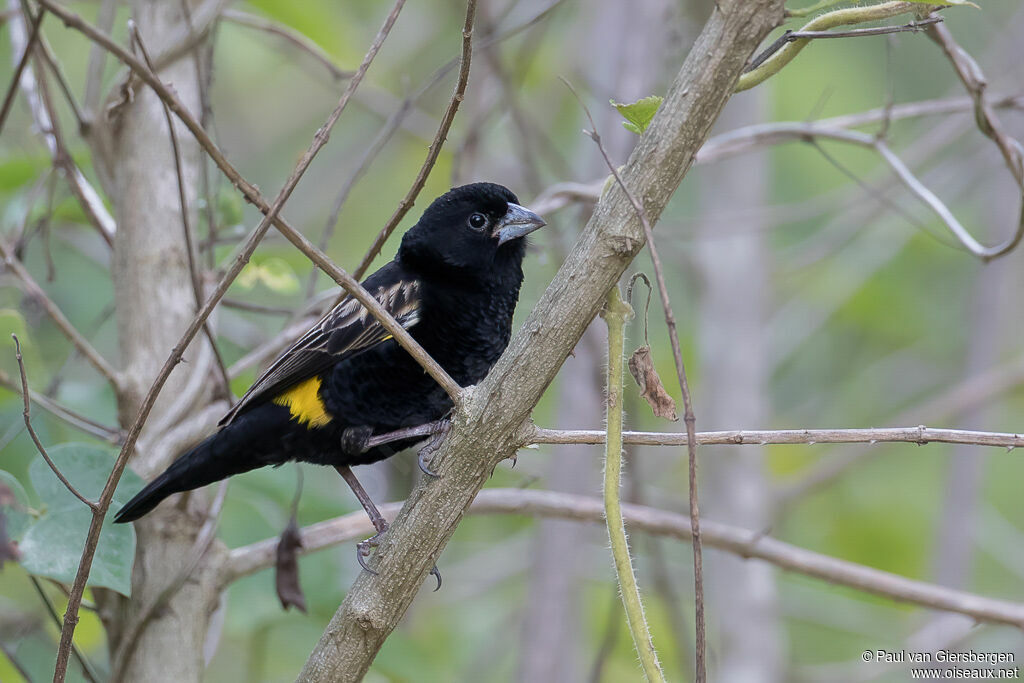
429, 564, 442, 591
417, 419, 451, 478
355, 526, 387, 575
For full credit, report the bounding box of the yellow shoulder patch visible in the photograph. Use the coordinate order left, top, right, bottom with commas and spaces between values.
272, 376, 333, 428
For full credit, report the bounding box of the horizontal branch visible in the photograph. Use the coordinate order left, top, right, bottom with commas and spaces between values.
526, 425, 1024, 450
696, 94, 1024, 164
529, 93, 1024, 216
223, 488, 1024, 629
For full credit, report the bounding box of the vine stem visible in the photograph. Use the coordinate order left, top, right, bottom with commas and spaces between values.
601, 286, 665, 683
737, 1, 925, 92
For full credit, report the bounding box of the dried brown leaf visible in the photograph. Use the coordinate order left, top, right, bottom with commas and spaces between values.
628, 345, 678, 421
274, 516, 306, 612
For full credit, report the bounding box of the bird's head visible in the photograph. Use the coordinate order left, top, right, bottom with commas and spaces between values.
397, 183, 546, 277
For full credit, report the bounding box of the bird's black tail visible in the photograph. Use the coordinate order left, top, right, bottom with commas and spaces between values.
114, 404, 294, 523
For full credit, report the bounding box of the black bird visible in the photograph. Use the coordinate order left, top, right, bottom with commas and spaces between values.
114, 183, 545, 536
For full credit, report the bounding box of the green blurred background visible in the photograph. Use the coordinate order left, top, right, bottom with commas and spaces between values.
2, 0, 1024, 680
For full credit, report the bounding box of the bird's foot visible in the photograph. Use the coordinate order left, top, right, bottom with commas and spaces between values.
356, 525, 387, 574
354, 524, 443, 591
417, 419, 451, 478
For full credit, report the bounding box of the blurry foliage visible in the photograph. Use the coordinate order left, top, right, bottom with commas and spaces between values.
0, 0, 1022, 681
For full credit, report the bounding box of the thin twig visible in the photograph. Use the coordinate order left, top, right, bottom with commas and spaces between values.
223, 488, 1024, 629
129, 23, 232, 401
0, 1, 43, 133
35, 31, 87, 132
745, 16, 942, 73
47, 2, 410, 678
566, 81, 707, 681
351, 0, 478, 280
602, 286, 665, 682
0, 241, 121, 388
695, 120, 1023, 261
775, 354, 1024, 505
737, 2, 928, 92
530, 93, 1024, 216
28, 577, 100, 683
36, 0, 461, 402
11, 335, 97, 510
0, 368, 121, 443
923, 16, 1024, 261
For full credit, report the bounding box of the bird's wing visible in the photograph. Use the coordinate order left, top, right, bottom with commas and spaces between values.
220, 266, 421, 426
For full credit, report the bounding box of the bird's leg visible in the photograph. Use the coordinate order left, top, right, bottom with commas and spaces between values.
334, 464, 442, 590
363, 418, 450, 451
335, 465, 389, 574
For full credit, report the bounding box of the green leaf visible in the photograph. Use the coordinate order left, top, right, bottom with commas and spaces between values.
19, 509, 136, 595
21, 444, 145, 595
29, 443, 145, 512
611, 96, 663, 135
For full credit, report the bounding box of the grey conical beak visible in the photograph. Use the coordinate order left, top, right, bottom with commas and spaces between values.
494, 203, 546, 246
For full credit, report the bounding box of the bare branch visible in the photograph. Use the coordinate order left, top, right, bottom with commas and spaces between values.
924, 16, 1024, 260
527, 425, 1024, 450
11, 334, 97, 511
225, 488, 1024, 629
528, 92, 1024, 219
0, 240, 121, 388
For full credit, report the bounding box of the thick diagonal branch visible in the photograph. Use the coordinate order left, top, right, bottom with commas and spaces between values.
297, 2, 785, 680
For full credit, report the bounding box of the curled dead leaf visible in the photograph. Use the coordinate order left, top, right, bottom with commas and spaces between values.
628, 345, 678, 421
274, 516, 306, 612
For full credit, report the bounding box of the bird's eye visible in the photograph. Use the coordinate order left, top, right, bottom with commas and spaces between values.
467, 212, 488, 231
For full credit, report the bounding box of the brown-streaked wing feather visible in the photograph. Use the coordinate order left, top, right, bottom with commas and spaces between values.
220, 273, 421, 426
